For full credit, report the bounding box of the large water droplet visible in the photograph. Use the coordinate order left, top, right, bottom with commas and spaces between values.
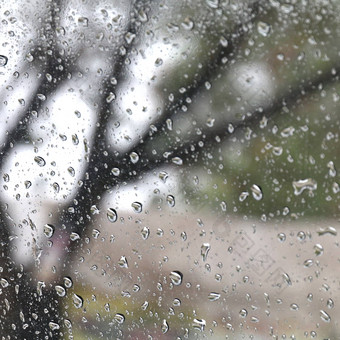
132, 202, 142, 213
63, 276, 73, 288
172, 157, 183, 165
43, 224, 55, 238
70, 232, 80, 241
239, 309, 248, 318
64, 319, 72, 328
193, 318, 206, 331
201, 243, 211, 261
55, 285, 66, 297
239, 191, 249, 202
206, 0, 219, 9
129, 152, 139, 164
169, 271, 183, 286
161, 319, 169, 334
72, 293, 83, 308
292, 178, 317, 196
114, 313, 125, 324
327, 161, 337, 177
313, 243, 324, 256
0, 55, 8, 67
141, 226, 150, 240
49, 322, 60, 331
317, 226, 337, 236
159, 171, 168, 183
208, 292, 221, 301
118, 256, 128, 268
251, 184, 263, 200
257, 21, 271, 37
107, 208, 117, 223
0, 278, 9, 288
34, 156, 46, 167
166, 195, 175, 207
37, 281, 46, 296
106, 92, 116, 103
320, 310, 331, 322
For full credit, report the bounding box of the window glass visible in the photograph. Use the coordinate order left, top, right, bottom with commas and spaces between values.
0, 0, 339, 339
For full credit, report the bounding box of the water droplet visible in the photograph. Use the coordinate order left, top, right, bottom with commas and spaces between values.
72, 134, 79, 145
201, 243, 211, 261
159, 171, 168, 183
43, 224, 55, 238
239, 309, 248, 318
25, 53, 34, 62
257, 21, 271, 37
317, 226, 337, 236
277, 233, 286, 242
173, 298, 181, 307
239, 191, 249, 202
251, 184, 263, 200
219, 36, 228, 47
0, 278, 9, 288
72, 293, 83, 308
208, 292, 221, 301
111, 167, 120, 176
34, 156, 46, 167
281, 126, 295, 137
0, 55, 8, 67
206, 0, 219, 9
290, 303, 299, 311
303, 259, 314, 268
220, 201, 227, 211
161, 319, 169, 333
49, 322, 60, 331
141, 301, 149, 310
313, 243, 324, 256
67, 167, 75, 177
166, 195, 175, 207
114, 313, 125, 324
55, 285, 66, 297
129, 152, 139, 164
320, 310, 331, 322
132, 202, 142, 213
332, 182, 340, 194
193, 318, 206, 331
326, 298, 334, 309
124, 32, 136, 44
107, 208, 117, 223
52, 182, 60, 193
37, 281, 46, 296
272, 146, 283, 156
78, 17, 88, 27
282, 272, 292, 286
90, 205, 100, 215
64, 319, 72, 328
63, 277, 73, 288
37, 93, 46, 101
24, 180, 32, 189
292, 178, 317, 196
155, 58, 163, 67
172, 157, 183, 165
227, 123, 234, 133
3, 173, 9, 182
327, 161, 337, 177
169, 271, 183, 286
92, 229, 100, 239
307, 293, 313, 302
106, 92, 116, 103
70, 232, 80, 241
141, 226, 150, 240
118, 256, 128, 268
